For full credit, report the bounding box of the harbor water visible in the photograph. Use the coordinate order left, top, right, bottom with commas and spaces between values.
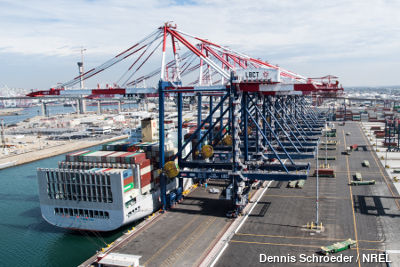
0, 145, 135, 266
0, 102, 138, 125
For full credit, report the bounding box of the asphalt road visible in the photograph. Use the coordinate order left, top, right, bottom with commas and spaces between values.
215, 121, 400, 267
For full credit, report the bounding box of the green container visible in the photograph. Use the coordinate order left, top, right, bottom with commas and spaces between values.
79, 151, 97, 162
325, 132, 337, 137
124, 183, 134, 192
320, 239, 356, 255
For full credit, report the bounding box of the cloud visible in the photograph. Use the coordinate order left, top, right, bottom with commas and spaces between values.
0, 0, 399, 87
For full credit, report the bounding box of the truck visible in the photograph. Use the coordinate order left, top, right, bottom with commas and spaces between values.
350, 144, 358, 151
296, 180, 306, 188
344, 146, 351, 155
354, 172, 362, 181
325, 132, 337, 137
288, 181, 297, 188
320, 239, 357, 255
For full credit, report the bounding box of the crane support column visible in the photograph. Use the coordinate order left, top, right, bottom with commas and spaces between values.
197, 93, 202, 154
178, 91, 183, 190
158, 80, 166, 210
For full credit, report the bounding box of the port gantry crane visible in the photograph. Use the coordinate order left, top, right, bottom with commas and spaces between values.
27, 23, 343, 215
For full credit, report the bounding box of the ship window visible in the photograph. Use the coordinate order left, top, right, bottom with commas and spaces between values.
99, 211, 104, 217
94, 210, 99, 217
107, 187, 113, 203
89, 210, 94, 218
54, 208, 59, 214
104, 211, 109, 219
91, 185, 96, 202
69, 209, 73, 216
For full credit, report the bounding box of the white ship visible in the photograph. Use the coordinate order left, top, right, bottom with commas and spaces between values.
37, 139, 192, 231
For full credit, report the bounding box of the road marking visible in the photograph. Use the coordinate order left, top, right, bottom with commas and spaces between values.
359, 124, 400, 210
263, 194, 349, 200
230, 240, 384, 252
335, 171, 382, 174
207, 181, 273, 267
235, 233, 383, 243
162, 216, 217, 266
209, 243, 228, 267
143, 215, 199, 266
231, 239, 321, 248
343, 129, 361, 267
235, 181, 272, 234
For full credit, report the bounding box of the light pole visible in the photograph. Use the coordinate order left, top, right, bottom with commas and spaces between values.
316, 139, 319, 225
385, 144, 388, 167
325, 123, 328, 166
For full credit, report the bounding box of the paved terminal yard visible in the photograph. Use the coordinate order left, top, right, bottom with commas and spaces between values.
216, 122, 400, 267
83, 122, 400, 267
86, 180, 233, 267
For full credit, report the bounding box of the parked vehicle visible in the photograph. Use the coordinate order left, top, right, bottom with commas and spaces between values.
320, 239, 356, 255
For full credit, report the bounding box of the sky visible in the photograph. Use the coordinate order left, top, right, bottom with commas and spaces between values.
0, 0, 400, 90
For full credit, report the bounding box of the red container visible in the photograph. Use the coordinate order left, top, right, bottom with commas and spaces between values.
141, 172, 152, 187
132, 152, 146, 163
124, 176, 134, 186
127, 146, 138, 152
138, 158, 151, 169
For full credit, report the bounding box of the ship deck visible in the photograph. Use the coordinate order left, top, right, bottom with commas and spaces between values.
82, 122, 400, 266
